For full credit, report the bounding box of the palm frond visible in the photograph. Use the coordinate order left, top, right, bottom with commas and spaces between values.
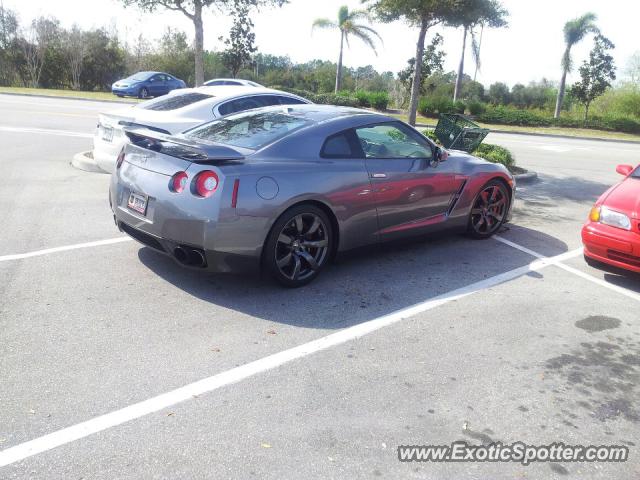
561, 12, 599, 72
352, 24, 383, 43
349, 28, 378, 55
346, 8, 374, 23
338, 5, 349, 26
312, 18, 337, 32
470, 27, 481, 73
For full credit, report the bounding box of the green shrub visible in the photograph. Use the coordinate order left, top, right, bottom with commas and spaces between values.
473, 143, 515, 168
422, 129, 440, 143
369, 91, 389, 110
419, 98, 436, 117
468, 101, 486, 115
453, 100, 466, 114
477, 106, 552, 127
355, 91, 371, 107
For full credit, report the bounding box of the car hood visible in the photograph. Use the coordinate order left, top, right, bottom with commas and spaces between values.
602, 177, 640, 218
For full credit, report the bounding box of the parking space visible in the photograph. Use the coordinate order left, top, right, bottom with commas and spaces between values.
1, 94, 640, 479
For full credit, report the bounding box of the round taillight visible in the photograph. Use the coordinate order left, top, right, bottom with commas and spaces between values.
116, 150, 126, 169
195, 171, 219, 198
170, 171, 189, 193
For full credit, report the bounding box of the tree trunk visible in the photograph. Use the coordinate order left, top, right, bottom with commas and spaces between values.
453, 25, 467, 102
554, 46, 571, 119
584, 103, 590, 121
408, 20, 428, 126
334, 30, 344, 93
554, 68, 567, 119
193, 1, 204, 87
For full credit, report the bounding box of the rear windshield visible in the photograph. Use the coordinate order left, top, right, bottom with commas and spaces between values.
186, 111, 311, 150
142, 93, 213, 111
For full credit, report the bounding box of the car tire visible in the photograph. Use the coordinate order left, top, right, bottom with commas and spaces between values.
264, 204, 333, 288
138, 87, 149, 99
467, 179, 510, 239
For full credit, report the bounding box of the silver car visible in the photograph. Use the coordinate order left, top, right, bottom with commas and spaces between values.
110, 105, 515, 287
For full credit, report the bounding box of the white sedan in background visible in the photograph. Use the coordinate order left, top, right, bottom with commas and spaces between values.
93, 86, 310, 173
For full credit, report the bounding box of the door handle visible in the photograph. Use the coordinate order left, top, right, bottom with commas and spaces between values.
370, 173, 387, 178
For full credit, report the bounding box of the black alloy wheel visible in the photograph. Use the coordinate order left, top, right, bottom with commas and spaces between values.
468, 180, 509, 239
265, 205, 332, 287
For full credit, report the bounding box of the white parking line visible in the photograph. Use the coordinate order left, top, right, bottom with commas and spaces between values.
0, 246, 582, 467
495, 235, 640, 302
0, 238, 132, 262
0, 126, 93, 138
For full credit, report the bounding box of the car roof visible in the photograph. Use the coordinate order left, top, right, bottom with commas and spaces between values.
205, 78, 260, 84
206, 103, 391, 125
157, 86, 310, 104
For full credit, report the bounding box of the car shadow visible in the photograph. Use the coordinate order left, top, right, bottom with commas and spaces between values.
137, 225, 568, 329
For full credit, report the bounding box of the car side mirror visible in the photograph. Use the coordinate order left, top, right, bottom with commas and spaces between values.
434, 146, 448, 162
616, 164, 633, 176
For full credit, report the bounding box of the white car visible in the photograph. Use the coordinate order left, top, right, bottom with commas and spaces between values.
203, 78, 263, 87
93, 86, 309, 172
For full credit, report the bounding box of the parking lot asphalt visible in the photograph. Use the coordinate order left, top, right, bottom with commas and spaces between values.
1, 93, 640, 479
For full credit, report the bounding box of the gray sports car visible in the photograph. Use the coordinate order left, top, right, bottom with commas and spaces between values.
110, 105, 515, 287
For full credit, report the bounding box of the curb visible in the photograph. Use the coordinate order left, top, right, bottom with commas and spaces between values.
416, 123, 640, 145
0, 91, 135, 105
71, 151, 109, 174
514, 171, 538, 184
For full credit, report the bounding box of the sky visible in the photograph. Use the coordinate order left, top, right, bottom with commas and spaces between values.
3, 0, 639, 86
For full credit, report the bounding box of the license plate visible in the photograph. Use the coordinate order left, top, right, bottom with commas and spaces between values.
127, 192, 148, 215
101, 126, 114, 142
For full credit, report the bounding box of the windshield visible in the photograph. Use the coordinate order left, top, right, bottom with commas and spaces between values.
632, 166, 640, 178
124, 73, 150, 83
186, 110, 311, 150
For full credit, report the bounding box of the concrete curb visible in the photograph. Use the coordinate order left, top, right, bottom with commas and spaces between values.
417, 123, 640, 145
71, 151, 109, 174
514, 171, 538, 184
0, 91, 135, 105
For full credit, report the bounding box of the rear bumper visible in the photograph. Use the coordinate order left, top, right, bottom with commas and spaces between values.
110, 165, 268, 274
581, 221, 640, 273
115, 219, 259, 274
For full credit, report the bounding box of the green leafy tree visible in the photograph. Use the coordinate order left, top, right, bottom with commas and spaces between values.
554, 12, 598, 118
365, 0, 462, 126
220, 0, 257, 77
448, 0, 507, 101
312, 5, 381, 93
121, 0, 287, 87
397, 33, 445, 100
570, 34, 616, 120
487, 81, 509, 104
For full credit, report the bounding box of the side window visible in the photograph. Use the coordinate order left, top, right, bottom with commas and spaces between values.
277, 96, 307, 105
218, 97, 266, 115
225, 81, 242, 86
254, 95, 281, 107
321, 132, 356, 158
148, 75, 158, 83
354, 123, 432, 159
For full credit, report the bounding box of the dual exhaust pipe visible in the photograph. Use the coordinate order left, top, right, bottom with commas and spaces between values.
173, 246, 207, 268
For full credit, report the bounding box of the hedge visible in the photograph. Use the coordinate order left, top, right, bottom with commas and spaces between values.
270, 86, 388, 110
476, 106, 640, 134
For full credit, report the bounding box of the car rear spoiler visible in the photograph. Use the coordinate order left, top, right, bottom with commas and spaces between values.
124, 127, 245, 163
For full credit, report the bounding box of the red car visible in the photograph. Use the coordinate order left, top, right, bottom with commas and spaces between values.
582, 163, 640, 273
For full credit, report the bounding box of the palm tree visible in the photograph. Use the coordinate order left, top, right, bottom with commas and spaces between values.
312, 6, 382, 93
554, 12, 599, 118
